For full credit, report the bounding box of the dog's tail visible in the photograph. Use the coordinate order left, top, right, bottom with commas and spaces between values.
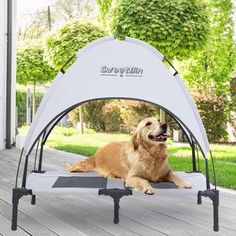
65, 155, 96, 172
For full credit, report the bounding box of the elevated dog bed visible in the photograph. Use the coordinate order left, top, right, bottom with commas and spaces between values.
12, 36, 219, 232
25, 170, 209, 224
26, 171, 207, 195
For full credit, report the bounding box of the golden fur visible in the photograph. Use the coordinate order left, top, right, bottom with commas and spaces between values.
66, 117, 191, 194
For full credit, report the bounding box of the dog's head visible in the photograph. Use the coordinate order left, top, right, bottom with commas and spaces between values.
132, 117, 168, 150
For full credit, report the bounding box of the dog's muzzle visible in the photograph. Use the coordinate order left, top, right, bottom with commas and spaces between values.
148, 132, 167, 142
148, 124, 168, 142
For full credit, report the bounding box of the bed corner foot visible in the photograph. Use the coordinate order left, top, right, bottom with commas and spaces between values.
31, 194, 36, 205
99, 188, 132, 224
11, 188, 32, 231
197, 189, 219, 232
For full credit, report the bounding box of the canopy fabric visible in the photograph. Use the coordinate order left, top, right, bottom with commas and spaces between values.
24, 36, 210, 156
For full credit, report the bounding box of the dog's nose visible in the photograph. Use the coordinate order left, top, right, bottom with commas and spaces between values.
161, 123, 167, 130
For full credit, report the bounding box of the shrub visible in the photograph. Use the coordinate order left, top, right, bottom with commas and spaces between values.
193, 88, 230, 142
102, 102, 123, 132
16, 90, 44, 126
69, 100, 160, 133
119, 100, 159, 132
83, 101, 107, 131
16, 90, 27, 126
61, 127, 78, 136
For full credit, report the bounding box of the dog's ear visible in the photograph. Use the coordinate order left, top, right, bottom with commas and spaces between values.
132, 131, 139, 150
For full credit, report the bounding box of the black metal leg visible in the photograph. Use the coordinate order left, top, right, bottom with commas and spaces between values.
197, 191, 202, 204
213, 190, 219, 231
11, 202, 18, 230
197, 189, 219, 232
113, 198, 120, 224
99, 188, 132, 224
11, 188, 32, 231
31, 195, 36, 205
11, 189, 18, 231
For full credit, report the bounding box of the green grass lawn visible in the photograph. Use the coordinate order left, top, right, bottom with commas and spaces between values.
19, 126, 236, 189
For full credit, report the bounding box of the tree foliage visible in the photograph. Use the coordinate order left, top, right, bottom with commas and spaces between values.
176, 0, 236, 141
69, 100, 159, 132
193, 87, 230, 142
177, 0, 236, 95
17, 44, 56, 85
96, 0, 112, 26
44, 20, 105, 70
97, 0, 209, 59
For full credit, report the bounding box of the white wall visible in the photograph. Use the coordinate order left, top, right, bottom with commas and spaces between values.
12, 0, 17, 145
0, 0, 7, 150
0, 0, 16, 150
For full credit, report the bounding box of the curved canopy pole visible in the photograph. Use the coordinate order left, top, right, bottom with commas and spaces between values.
20, 97, 210, 188
34, 99, 198, 155
38, 101, 196, 175
41, 102, 194, 147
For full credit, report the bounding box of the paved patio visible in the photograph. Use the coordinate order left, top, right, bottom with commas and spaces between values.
0, 148, 236, 236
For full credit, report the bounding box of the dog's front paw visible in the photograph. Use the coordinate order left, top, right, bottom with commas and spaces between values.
144, 186, 155, 195
177, 180, 192, 189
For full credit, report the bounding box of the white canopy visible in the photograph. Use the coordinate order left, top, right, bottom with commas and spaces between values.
24, 36, 210, 156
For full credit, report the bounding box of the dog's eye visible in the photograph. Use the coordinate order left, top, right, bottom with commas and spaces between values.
145, 121, 152, 126
157, 119, 160, 122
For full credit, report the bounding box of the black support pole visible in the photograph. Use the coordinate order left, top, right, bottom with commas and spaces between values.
191, 143, 197, 172
21, 155, 29, 188
205, 158, 211, 190
38, 141, 44, 172
6, 0, 13, 149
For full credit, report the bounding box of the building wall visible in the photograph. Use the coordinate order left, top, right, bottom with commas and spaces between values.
0, 0, 16, 150
0, 0, 7, 150
12, 0, 17, 146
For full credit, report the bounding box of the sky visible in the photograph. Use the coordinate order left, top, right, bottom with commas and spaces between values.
17, 0, 236, 30
17, 0, 56, 28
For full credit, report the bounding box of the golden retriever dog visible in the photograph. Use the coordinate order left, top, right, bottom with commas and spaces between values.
65, 117, 192, 194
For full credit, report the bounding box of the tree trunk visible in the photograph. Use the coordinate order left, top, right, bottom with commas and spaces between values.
160, 109, 166, 123
79, 105, 84, 134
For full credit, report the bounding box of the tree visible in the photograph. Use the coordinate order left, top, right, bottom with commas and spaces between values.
17, 44, 56, 117
177, 0, 236, 94
53, 0, 96, 21
17, 0, 97, 42
44, 20, 105, 133
96, 0, 112, 26
97, 0, 209, 59
44, 20, 105, 70
176, 0, 236, 141
17, 8, 56, 42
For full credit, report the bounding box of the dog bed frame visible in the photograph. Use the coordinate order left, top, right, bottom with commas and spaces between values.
12, 36, 219, 232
